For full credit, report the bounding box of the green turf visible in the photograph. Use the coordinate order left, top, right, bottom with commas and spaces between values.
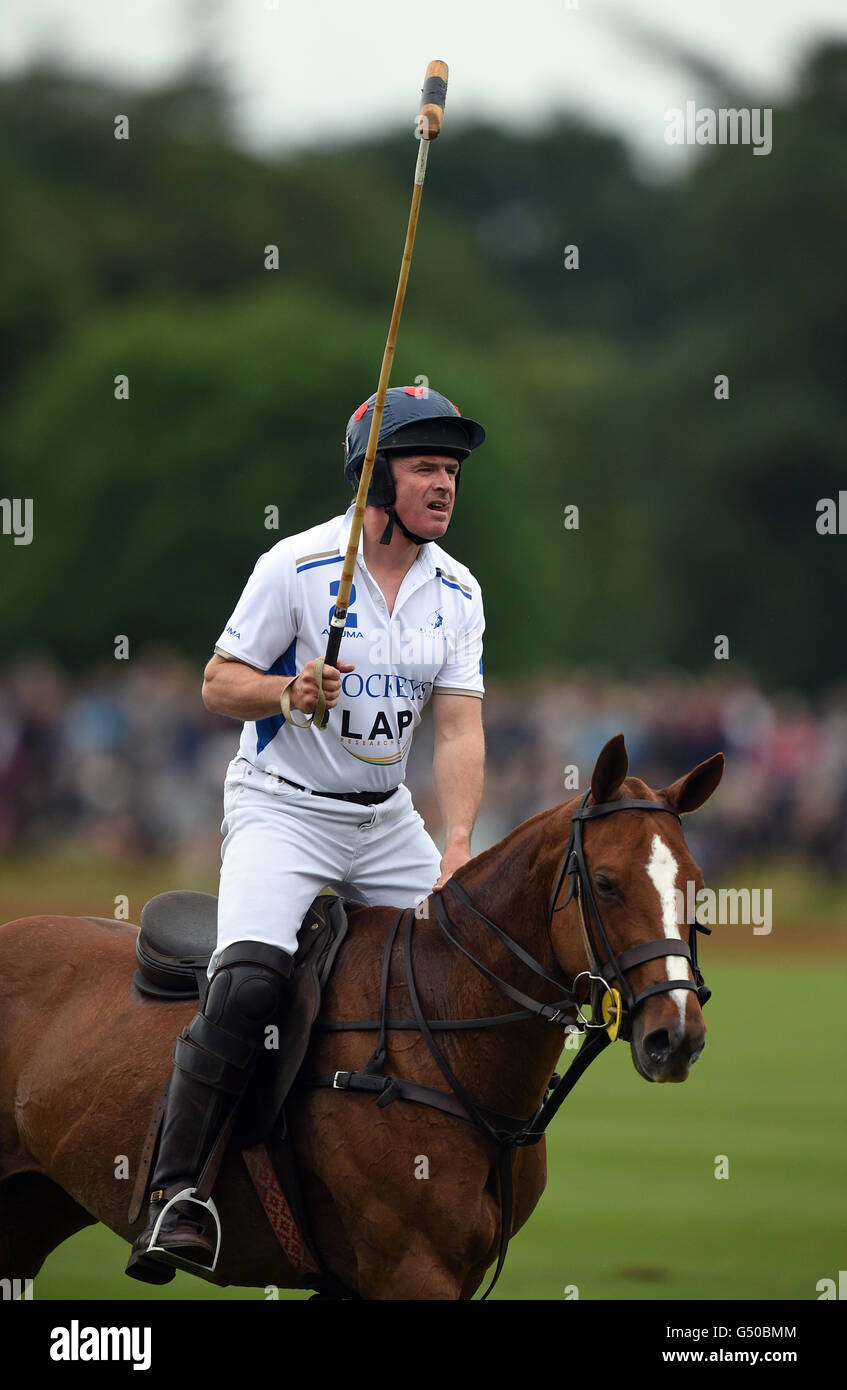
27, 959, 845, 1301
503, 965, 845, 1301
1, 851, 844, 929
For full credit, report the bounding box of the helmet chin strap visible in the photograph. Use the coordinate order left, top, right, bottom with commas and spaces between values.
378, 507, 434, 547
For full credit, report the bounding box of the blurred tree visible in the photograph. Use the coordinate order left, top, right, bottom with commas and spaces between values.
2, 43, 845, 691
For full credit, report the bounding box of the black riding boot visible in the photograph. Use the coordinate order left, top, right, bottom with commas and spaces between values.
125, 940, 293, 1284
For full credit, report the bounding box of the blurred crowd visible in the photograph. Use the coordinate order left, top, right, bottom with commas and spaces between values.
1, 649, 846, 879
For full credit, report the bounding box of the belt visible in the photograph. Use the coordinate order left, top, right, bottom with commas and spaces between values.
276, 776, 399, 806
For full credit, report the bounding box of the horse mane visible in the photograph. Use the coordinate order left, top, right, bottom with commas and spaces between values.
453, 775, 666, 893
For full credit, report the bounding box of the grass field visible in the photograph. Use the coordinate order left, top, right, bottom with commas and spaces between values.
3, 855, 845, 1301
23, 960, 846, 1302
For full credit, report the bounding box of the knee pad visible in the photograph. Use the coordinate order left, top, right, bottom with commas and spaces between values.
200, 941, 294, 1038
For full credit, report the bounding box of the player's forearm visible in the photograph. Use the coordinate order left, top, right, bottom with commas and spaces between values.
433, 721, 485, 848
202, 659, 295, 721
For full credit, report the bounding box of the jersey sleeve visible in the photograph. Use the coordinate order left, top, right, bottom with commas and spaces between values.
433, 585, 485, 697
214, 544, 298, 673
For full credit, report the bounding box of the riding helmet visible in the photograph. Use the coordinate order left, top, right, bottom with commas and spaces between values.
343, 385, 486, 544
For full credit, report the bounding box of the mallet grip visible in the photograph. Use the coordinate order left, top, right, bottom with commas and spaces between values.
417, 60, 448, 140
323, 619, 345, 672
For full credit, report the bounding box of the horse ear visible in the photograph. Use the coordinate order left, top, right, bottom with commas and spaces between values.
661, 752, 725, 814
590, 733, 628, 805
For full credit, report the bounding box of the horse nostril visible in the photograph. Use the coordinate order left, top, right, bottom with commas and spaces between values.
643, 1028, 671, 1065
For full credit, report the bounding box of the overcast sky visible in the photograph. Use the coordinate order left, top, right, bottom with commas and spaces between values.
3, 0, 846, 172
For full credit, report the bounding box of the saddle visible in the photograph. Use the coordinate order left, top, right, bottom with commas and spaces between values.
132, 888, 356, 1146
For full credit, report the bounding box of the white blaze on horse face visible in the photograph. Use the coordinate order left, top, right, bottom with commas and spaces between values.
646, 834, 690, 1029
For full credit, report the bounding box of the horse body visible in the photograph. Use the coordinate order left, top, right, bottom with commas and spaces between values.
0, 909, 549, 1298
0, 913, 309, 1287
291, 893, 558, 1299
0, 736, 723, 1299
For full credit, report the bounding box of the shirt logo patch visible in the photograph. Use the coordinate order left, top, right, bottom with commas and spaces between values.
339, 707, 414, 765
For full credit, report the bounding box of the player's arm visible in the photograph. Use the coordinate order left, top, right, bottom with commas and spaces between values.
206, 545, 354, 721
431, 691, 485, 891
202, 652, 353, 721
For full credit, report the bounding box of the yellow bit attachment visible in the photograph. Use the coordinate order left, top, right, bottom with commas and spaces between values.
602, 987, 623, 1041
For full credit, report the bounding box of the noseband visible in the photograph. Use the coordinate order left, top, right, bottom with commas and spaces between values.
550, 790, 711, 1041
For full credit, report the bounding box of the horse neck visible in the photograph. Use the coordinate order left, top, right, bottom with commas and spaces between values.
447, 799, 573, 971
430, 802, 576, 1117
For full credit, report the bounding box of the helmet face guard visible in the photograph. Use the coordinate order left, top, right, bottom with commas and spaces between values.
343, 386, 485, 543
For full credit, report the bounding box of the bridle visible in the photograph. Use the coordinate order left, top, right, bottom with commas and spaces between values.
310, 787, 712, 1299
549, 789, 711, 1043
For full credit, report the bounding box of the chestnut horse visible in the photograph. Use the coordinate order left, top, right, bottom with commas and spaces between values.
0, 735, 723, 1300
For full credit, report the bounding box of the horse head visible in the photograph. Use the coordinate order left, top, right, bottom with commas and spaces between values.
549, 734, 724, 1084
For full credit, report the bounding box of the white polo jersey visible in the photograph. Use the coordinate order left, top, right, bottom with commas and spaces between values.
214, 506, 485, 793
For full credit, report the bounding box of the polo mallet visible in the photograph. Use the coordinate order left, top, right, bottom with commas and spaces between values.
280, 59, 448, 732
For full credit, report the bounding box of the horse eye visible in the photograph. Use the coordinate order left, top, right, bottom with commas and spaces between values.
594, 873, 616, 895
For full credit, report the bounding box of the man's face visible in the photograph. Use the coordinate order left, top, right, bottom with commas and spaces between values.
388, 453, 460, 540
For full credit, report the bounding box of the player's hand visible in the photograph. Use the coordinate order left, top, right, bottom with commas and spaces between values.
433, 841, 472, 892
288, 659, 355, 713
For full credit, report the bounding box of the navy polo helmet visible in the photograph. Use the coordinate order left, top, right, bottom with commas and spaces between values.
343, 385, 486, 508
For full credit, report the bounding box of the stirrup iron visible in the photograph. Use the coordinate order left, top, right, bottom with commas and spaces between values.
146, 1188, 222, 1273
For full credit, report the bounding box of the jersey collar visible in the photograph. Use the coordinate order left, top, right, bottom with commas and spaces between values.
341, 505, 437, 583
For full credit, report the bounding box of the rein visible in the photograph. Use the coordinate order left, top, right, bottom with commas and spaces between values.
309, 790, 712, 1298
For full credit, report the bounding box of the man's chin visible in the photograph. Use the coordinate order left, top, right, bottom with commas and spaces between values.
415, 509, 451, 537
